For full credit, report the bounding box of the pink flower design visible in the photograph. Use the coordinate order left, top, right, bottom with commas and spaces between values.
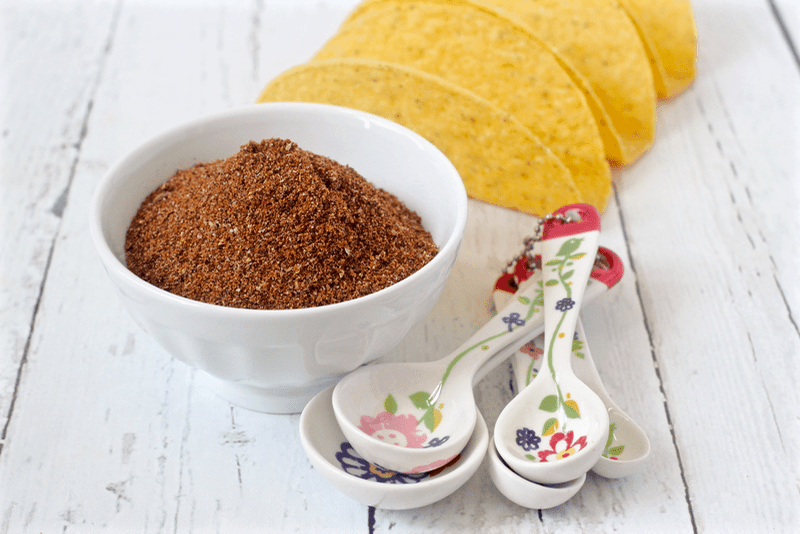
520, 341, 543, 360
359, 411, 427, 448
537, 430, 588, 462
410, 454, 459, 474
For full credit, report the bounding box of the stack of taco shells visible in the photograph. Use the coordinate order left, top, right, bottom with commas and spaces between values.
258, 0, 697, 217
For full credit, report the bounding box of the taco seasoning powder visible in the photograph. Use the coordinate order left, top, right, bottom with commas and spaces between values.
124, 139, 438, 310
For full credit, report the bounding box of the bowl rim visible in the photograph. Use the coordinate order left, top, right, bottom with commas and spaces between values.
89, 102, 468, 317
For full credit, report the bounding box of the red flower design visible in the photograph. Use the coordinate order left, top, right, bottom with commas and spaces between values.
538, 430, 588, 462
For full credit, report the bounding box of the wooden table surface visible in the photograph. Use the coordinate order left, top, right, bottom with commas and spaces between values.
1, 0, 798, 532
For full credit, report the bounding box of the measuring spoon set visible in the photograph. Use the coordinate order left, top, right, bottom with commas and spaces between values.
299, 204, 650, 509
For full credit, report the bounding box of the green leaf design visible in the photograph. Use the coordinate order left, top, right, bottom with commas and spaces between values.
525, 454, 537, 461
420, 408, 436, 431
606, 424, 616, 448
409, 391, 431, 410
572, 339, 584, 353
564, 399, 581, 419
545, 279, 559, 287
569, 253, 587, 261
539, 395, 558, 412
384, 394, 398, 414
561, 269, 574, 280
545, 259, 562, 266
608, 445, 625, 456
542, 418, 559, 436
556, 237, 582, 257
517, 296, 531, 305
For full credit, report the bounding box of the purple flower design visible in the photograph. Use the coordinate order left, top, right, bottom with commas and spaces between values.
555, 298, 575, 312
502, 312, 525, 332
335, 442, 429, 484
424, 436, 450, 448
515, 427, 542, 452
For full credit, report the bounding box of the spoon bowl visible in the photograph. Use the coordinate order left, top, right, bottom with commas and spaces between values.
487, 438, 586, 509
507, 321, 650, 480
591, 407, 651, 478
300, 385, 488, 509
333, 360, 476, 474
494, 372, 609, 484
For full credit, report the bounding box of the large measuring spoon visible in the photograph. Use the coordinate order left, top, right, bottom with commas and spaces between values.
493, 204, 609, 484
331, 208, 615, 474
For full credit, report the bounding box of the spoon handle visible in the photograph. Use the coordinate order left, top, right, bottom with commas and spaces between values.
541, 204, 601, 373
436, 266, 550, 389
570, 319, 613, 404
439, 206, 603, 391
473, 270, 610, 385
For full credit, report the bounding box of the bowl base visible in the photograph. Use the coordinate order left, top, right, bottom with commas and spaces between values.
197, 372, 336, 414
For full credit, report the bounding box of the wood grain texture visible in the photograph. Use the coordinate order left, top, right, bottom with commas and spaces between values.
1, 0, 798, 532
613, 1, 800, 530
0, 0, 118, 445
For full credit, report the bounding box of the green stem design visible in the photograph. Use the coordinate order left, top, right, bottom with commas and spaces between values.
523, 282, 545, 386
413, 292, 542, 431
439, 331, 507, 388
413, 329, 510, 430
546, 304, 570, 419
543, 240, 583, 429
439, 293, 540, 389
525, 356, 537, 387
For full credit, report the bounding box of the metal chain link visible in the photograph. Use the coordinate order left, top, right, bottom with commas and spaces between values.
504, 212, 579, 274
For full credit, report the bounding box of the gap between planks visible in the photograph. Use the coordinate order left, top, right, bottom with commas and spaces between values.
612, 186, 699, 534
0, 0, 124, 458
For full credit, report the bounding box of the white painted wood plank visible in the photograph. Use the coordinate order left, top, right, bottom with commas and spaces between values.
612, 0, 800, 530
0, 0, 117, 442
773, 0, 800, 50
1, 0, 799, 532
0, 1, 369, 532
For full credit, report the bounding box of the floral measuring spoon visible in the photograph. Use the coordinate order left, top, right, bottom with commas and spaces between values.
505, 320, 650, 479
493, 203, 609, 485
331, 261, 553, 474
331, 208, 617, 475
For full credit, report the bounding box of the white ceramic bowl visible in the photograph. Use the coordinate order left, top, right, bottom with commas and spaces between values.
299, 386, 488, 509
90, 103, 468, 414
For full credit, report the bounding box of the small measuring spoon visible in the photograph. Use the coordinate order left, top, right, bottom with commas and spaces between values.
494, 204, 609, 485
571, 319, 651, 478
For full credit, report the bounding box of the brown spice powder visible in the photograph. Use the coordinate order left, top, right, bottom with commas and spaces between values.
124, 139, 438, 310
